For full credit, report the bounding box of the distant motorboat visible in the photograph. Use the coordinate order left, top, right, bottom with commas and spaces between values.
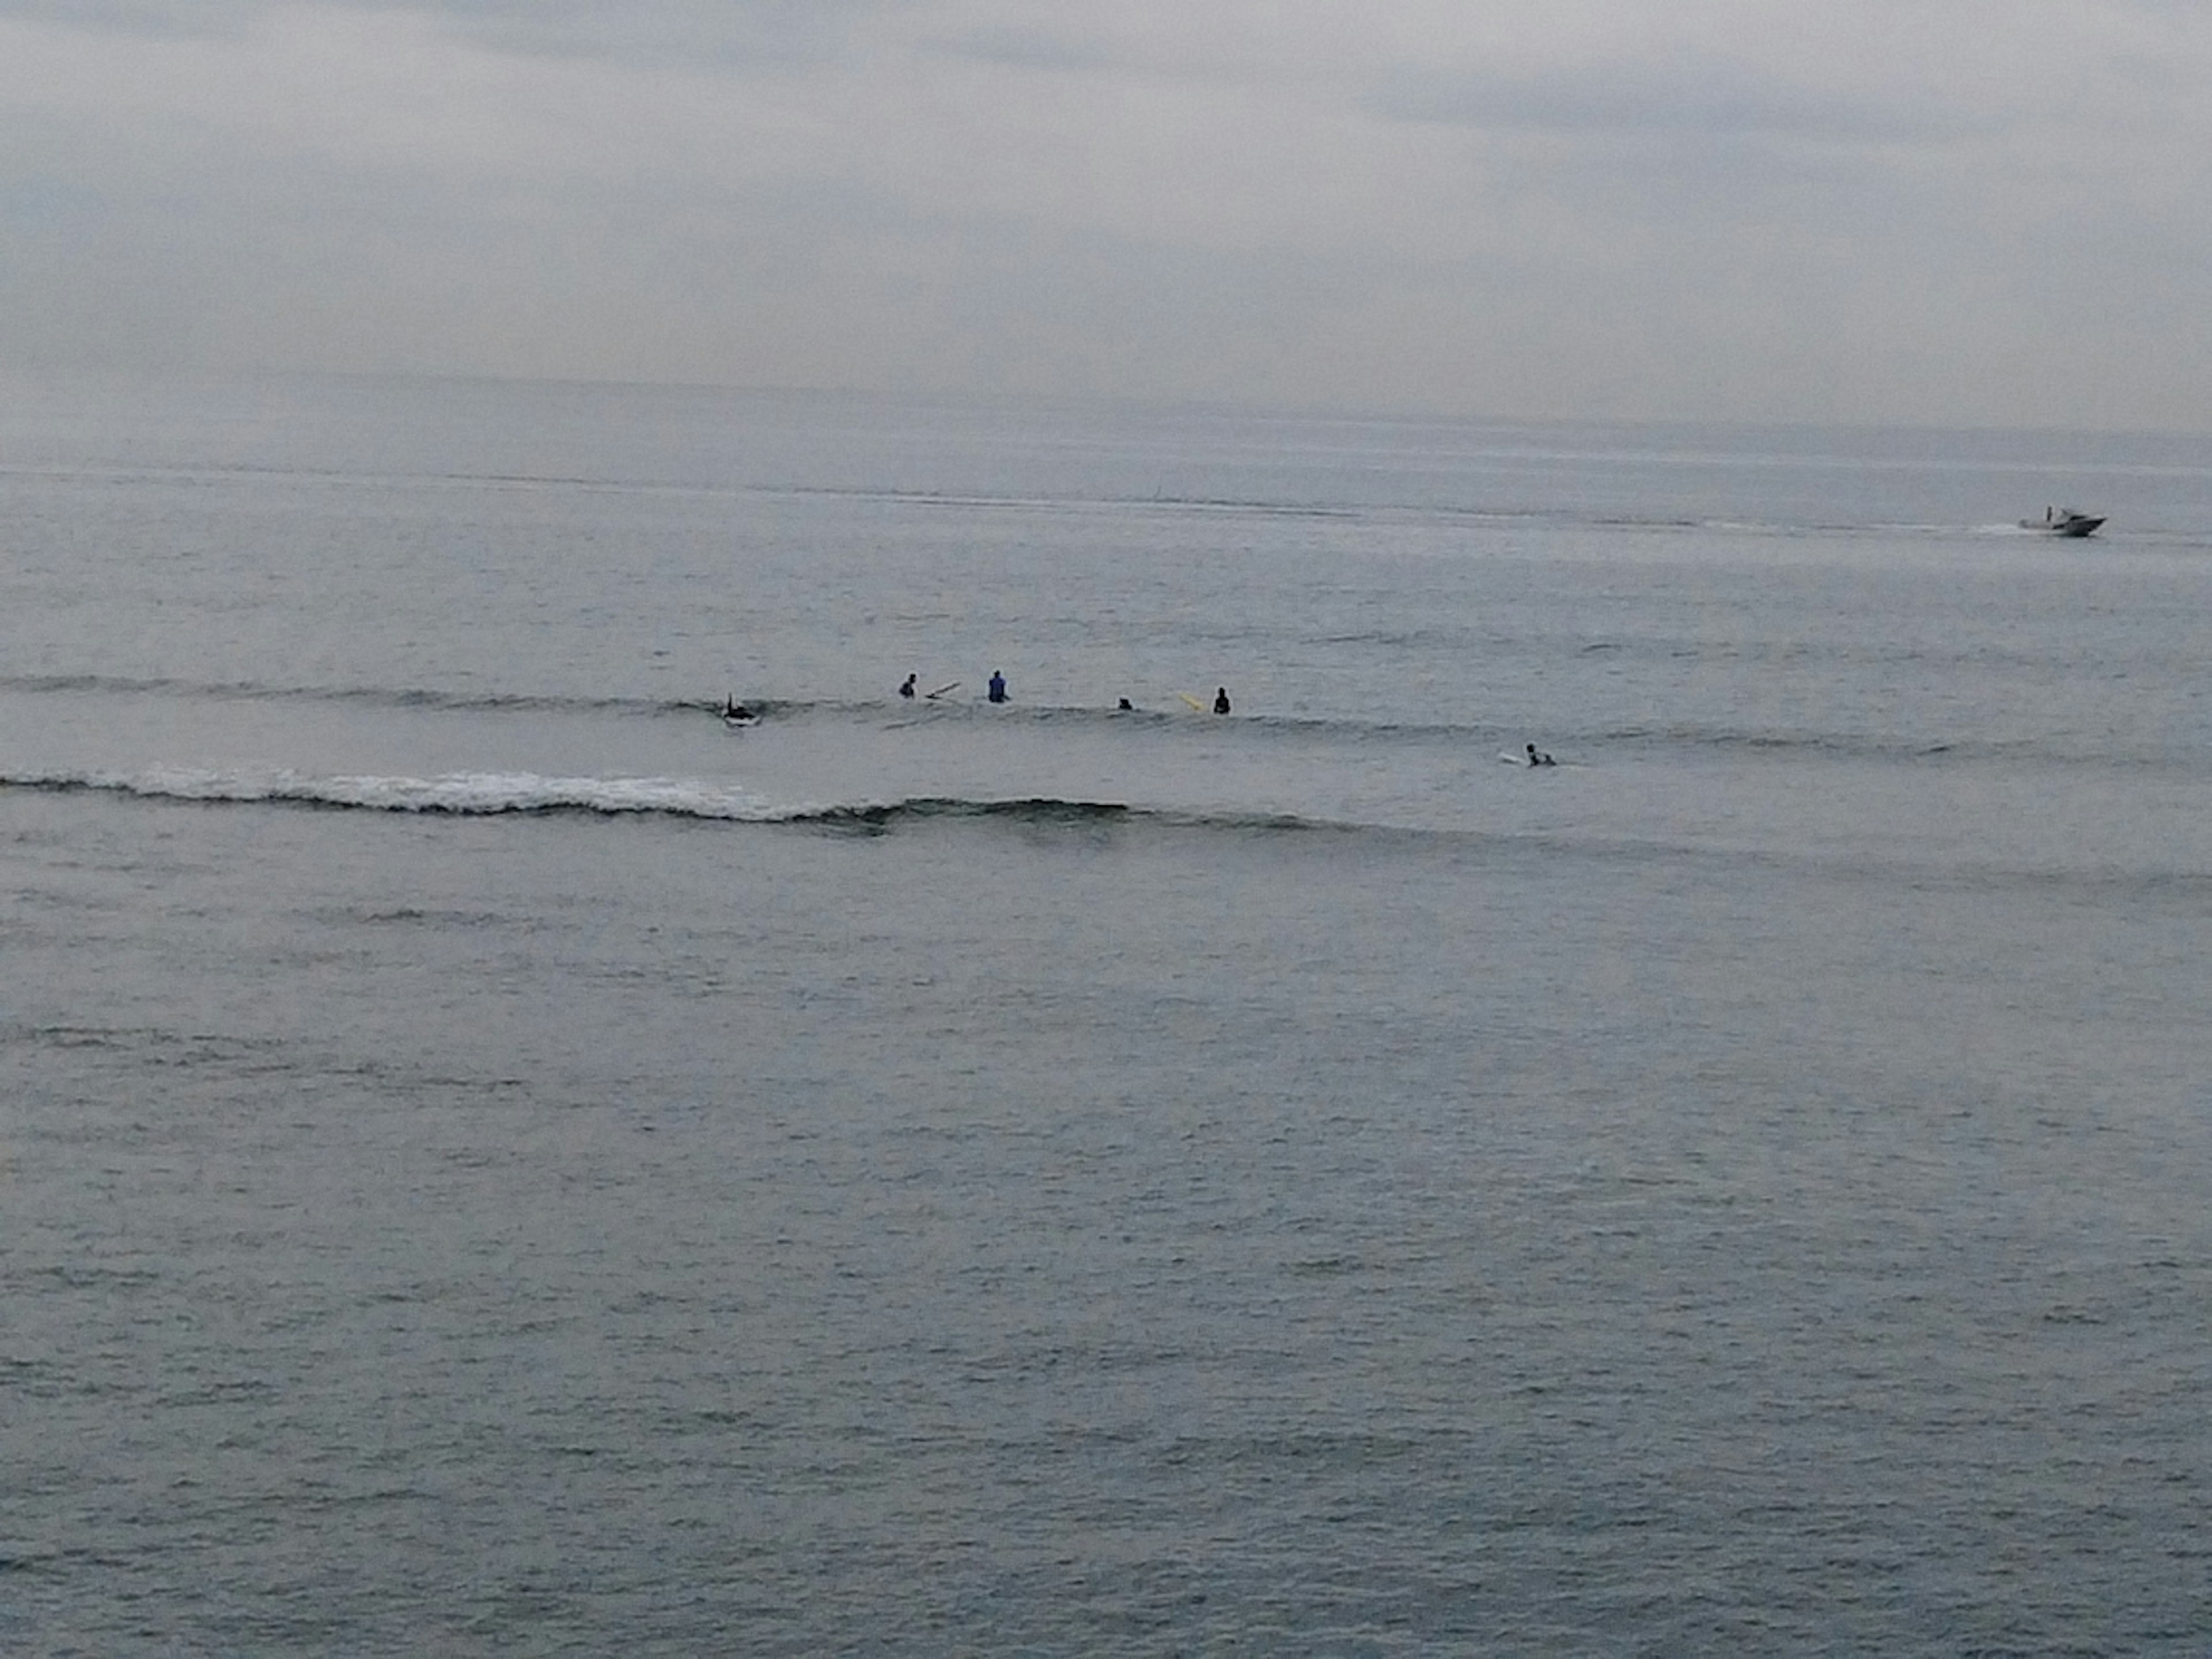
2024, 506, 2105, 537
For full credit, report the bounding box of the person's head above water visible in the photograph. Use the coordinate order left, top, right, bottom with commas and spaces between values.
1118, 697, 1133, 710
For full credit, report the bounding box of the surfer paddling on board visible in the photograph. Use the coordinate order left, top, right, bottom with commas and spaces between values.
988, 670, 1007, 703
899, 673, 916, 700
1525, 743, 1555, 767
1213, 687, 1232, 714
722, 696, 755, 725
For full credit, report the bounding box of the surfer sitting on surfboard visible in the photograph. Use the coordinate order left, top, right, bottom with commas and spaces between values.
988, 670, 1007, 703
1213, 687, 1231, 714
899, 673, 916, 699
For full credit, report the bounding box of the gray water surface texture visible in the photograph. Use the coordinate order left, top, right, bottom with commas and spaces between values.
2, 376, 2210, 1654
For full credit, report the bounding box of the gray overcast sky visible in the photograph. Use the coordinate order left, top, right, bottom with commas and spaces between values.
3, 1, 2209, 426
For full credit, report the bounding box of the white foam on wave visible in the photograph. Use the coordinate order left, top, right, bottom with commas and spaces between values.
7, 764, 808, 821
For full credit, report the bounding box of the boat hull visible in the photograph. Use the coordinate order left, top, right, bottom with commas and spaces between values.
2022, 510, 2105, 537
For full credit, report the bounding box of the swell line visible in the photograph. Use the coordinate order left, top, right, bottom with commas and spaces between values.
3, 672, 2197, 772
0, 766, 1325, 835
0, 673, 739, 718
2, 766, 791, 820
0, 672, 1974, 754
8, 767, 2205, 902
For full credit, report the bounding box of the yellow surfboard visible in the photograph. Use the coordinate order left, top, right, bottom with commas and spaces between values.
1178, 692, 1207, 712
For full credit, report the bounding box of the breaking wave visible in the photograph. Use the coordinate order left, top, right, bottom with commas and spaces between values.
2, 766, 791, 819
0, 765, 1328, 835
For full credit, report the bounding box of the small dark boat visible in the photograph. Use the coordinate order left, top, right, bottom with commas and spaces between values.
2024, 506, 2105, 538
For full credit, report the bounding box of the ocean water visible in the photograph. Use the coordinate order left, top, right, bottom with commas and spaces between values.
3, 376, 2210, 1655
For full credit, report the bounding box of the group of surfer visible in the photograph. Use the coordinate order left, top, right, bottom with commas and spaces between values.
730, 680, 1556, 763
896, 671, 1008, 703
895, 672, 1228, 715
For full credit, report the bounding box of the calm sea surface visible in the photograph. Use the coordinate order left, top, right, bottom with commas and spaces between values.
3, 376, 2210, 1654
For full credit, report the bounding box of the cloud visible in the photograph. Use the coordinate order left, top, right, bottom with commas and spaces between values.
1364, 56, 1992, 145
925, 22, 1126, 74
1, 0, 2210, 425
0, 1, 248, 39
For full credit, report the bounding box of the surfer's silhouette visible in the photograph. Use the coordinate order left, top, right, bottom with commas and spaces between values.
988, 670, 1007, 703
1213, 688, 1232, 714
899, 673, 916, 699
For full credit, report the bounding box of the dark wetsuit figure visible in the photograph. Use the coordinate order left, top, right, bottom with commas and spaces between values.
988, 671, 1007, 704
1213, 688, 1231, 714
1525, 743, 1554, 767
899, 674, 916, 699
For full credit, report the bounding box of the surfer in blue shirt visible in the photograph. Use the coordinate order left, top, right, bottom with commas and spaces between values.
988, 670, 1007, 703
